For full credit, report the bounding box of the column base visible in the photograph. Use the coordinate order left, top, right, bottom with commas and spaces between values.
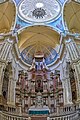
28, 117, 31, 120
75, 98, 80, 106
64, 102, 73, 106
0, 95, 3, 104
7, 102, 15, 108
76, 98, 80, 103
0, 95, 7, 106
47, 117, 50, 120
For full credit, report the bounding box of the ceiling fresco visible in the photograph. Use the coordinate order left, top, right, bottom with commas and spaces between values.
18, 0, 61, 23
13, 0, 66, 33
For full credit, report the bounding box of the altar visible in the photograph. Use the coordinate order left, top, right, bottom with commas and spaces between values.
28, 106, 50, 115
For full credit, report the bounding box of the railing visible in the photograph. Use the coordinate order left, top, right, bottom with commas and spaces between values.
50, 104, 79, 114
49, 104, 80, 120
49, 111, 78, 120
0, 111, 28, 120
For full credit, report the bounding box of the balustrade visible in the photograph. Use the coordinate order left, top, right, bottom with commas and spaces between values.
50, 105, 79, 120
0, 111, 28, 120
50, 112, 78, 120
0, 104, 79, 120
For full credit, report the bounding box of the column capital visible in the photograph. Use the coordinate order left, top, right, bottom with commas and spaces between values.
71, 58, 80, 64
3, 33, 17, 44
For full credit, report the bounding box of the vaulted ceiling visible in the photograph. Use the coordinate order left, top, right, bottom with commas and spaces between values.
0, 0, 16, 33
0, 0, 80, 66
18, 25, 60, 52
63, 0, 80, 33
18, 25, 60, 65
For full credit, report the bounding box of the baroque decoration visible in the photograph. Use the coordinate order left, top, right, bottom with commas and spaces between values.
32, 8, 46, 19
18, 0, 61, 23
0, 0, 80, 120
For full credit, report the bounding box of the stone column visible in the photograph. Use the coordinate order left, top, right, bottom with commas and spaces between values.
18, 105, 22, 114
62, 78, 73, 105
0, 38, 13, 61
47, 117, 50, 120
62, 80, 68, 105
65, 38, 79, 61
61, 60, 73, 105
28, 96, 31, 108
0, 63, 5, 96
56, 105, 60, 114
28, 117, 31, 120
65, 36, 80, 103
7, 75, 16, 107
0, 37, 13, 97
48, 95, 51, 108
0, 41, 8, 59
73, 63, 80, 102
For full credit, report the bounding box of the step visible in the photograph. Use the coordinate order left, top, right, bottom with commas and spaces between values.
31, 116, 47, 120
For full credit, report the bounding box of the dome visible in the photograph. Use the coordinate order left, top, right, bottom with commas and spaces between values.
18, 25, 60, 66
18, 0, 61, 23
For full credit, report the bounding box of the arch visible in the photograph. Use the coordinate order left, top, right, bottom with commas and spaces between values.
2, 62, 13, 103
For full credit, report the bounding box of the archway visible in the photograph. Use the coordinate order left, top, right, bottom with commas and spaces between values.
2, 62, 13, 105
69, 63, 77, 103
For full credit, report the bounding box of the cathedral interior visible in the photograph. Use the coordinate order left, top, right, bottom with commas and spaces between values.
0, 0, 80, 120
